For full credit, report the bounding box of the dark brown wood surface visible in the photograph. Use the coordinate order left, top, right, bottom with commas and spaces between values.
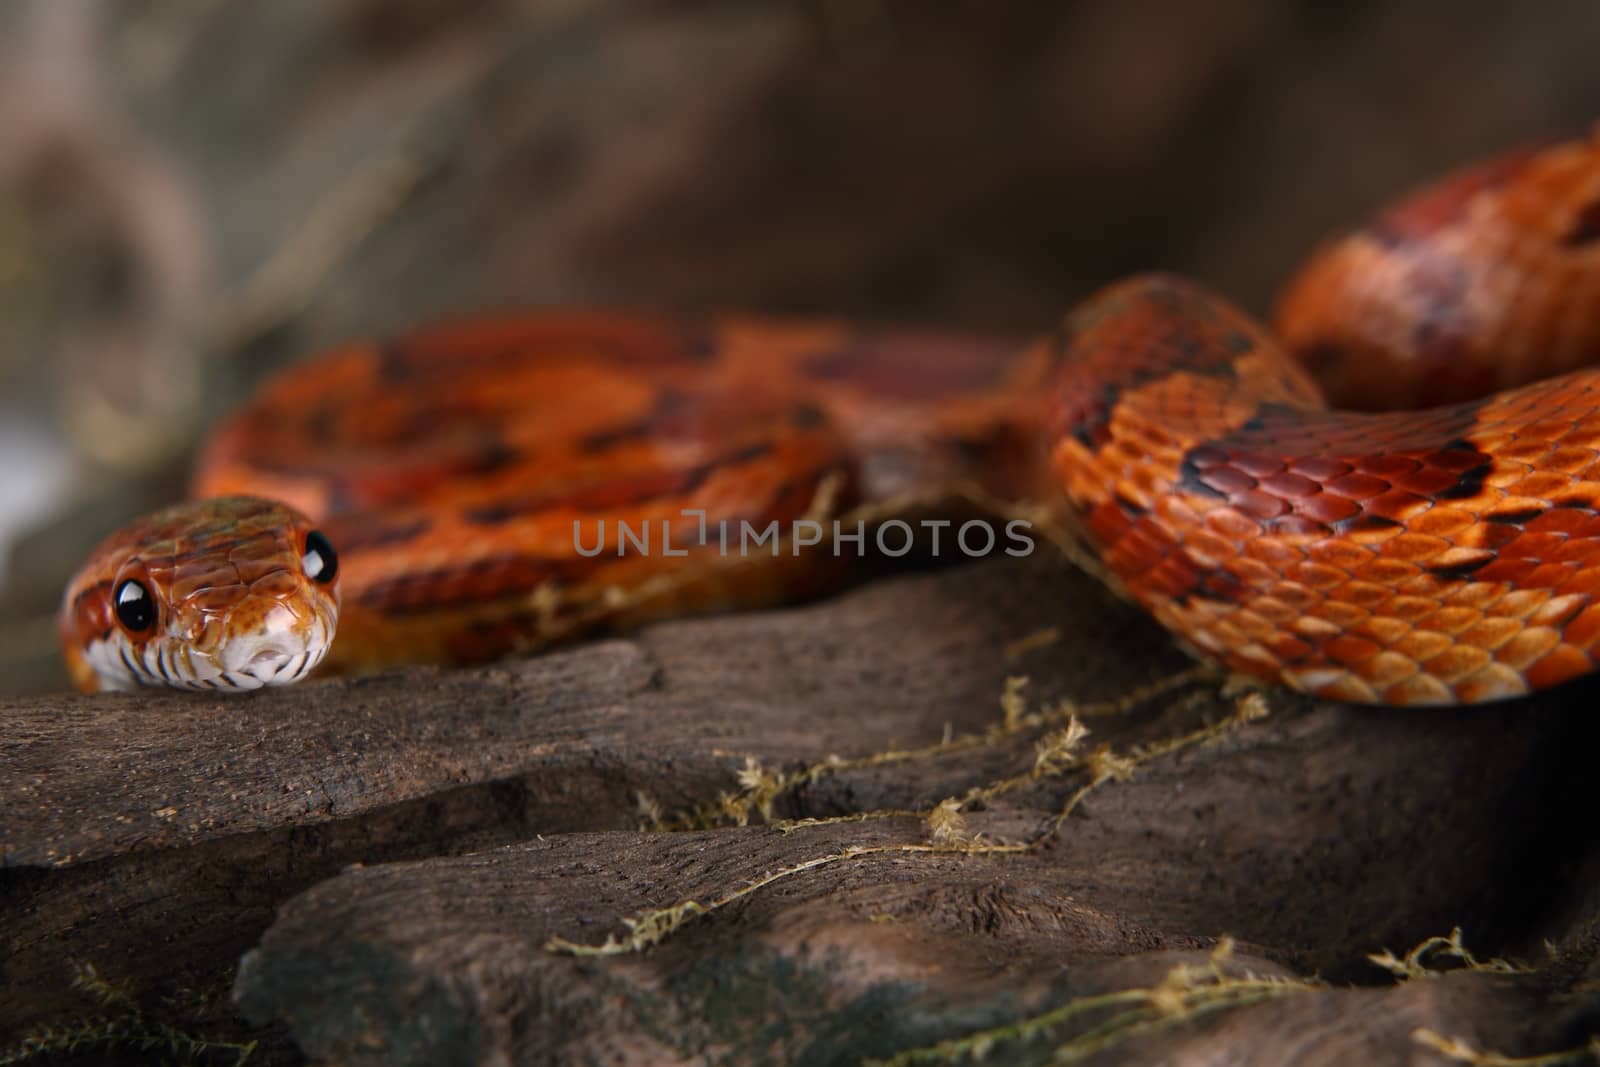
6, 556, 1600, 1064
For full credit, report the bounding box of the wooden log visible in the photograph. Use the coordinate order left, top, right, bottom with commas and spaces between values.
8, 556, 1600, 1063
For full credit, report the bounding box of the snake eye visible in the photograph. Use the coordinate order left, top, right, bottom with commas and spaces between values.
302, 530, 338, 585
114, 579, 156, 632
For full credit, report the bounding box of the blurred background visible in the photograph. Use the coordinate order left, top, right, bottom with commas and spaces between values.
2, 0, 1597, 694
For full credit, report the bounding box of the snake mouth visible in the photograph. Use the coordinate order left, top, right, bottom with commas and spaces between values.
238, 647, 313, 685
210, 619, 331, 689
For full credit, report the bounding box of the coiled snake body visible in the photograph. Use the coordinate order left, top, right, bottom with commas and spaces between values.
60, 131, 1600, 705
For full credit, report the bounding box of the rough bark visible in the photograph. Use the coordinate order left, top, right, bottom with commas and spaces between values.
6, 556, 1600, 1065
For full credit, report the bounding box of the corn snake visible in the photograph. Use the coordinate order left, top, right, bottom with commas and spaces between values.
59, 129, 1600, 705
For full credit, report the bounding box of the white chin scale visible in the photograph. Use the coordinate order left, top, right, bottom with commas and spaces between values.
83, 616, 332, 692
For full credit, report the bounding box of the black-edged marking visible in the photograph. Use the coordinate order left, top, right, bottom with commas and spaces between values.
1486, 506, 1549, 526
1175, 455, 1227, 499
577, 390, 689, 454
1434, 458, 1493, 500
467, 441, 519, 476
1426, 556, 1495, 581
1333, 514, 1403, 534
465, 441, 781, 527
1563, 197, 1600, 247
789, 403, 827, 429
1068, 382, 1123, 449
1112, 492, 1148, 519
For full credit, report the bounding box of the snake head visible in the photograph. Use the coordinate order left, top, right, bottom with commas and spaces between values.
58, 496, 340, 692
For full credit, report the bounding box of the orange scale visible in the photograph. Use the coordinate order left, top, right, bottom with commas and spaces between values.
1266, 515, 1332, 537
1468, 430, 1514, 455
1496, 626, 1562, 670
1550, 538, 1600, 563
1181, 528, 1236, 567
1248, 595, 1302, 624
1525, 507, 1595, 534
1511, 419, 1579, 443
1295, 493, 1361, 525
1521, 591, 1587, 629
1384, 673, 1454, 705
1362, 490, 1430, 524
1468, 522, 1526, 553
1374, 532, 1451, 563
1499, 531, 1573, 562
1418, 605, 1482, 635
1233, 454, 1287, 479
1343, 522, 1407, 547
1405, 507, 1477, 539
1156, 496, 1203, 528
1453, 663, 1530, 703
1394, 628, 1453, 662
1202, 508, 1262, 542
1290, 456, 1353, 481
1559, 427, 1600, 450
1287, 560, 1351, 590
1496, 438, 1559, 463
1455, 615, 1524, 652
1336, 580, 1392, 608
1562, 508, 1600, 539
1143, 555, 1207, 600
1483, 496, 1546, 521
1292, 613, 1344, 638
1440, 581, 1509, 610
1242, 535, 1304, 566
1559, 603, 1600, 647
1352, 649, 1420, 688
1307, 539, 1372, 570
1390, 466, 1474, 498
1227, 608, 1280, 642
1206, 617, 1250, 653
1354, 455, 1420, 481
1492, 587, 1554, 620
1351, 557, 1420, 585
1233, 489, 1289, 519
1505, 471, 1578, 500
1428, 547, 1497, 572
1108, 524, 1172, 572
1420, 643, 1492, 684
1484, 465, 1535, 490
1541, 445, 1599, 473
1260, 471, 1321, 499
1324, 632, 1381, 664
1226, 556, 1280, 588
1553, 567, 1600, 600
1313, 597, 1371, 629
1324, 472, 1390, 500
1351, 614, 1411, 645
1266, 632, 1314, 662
1521, 560, 1580, 588
1386, 594, 1438, 621
1523, 644, 1595, 690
